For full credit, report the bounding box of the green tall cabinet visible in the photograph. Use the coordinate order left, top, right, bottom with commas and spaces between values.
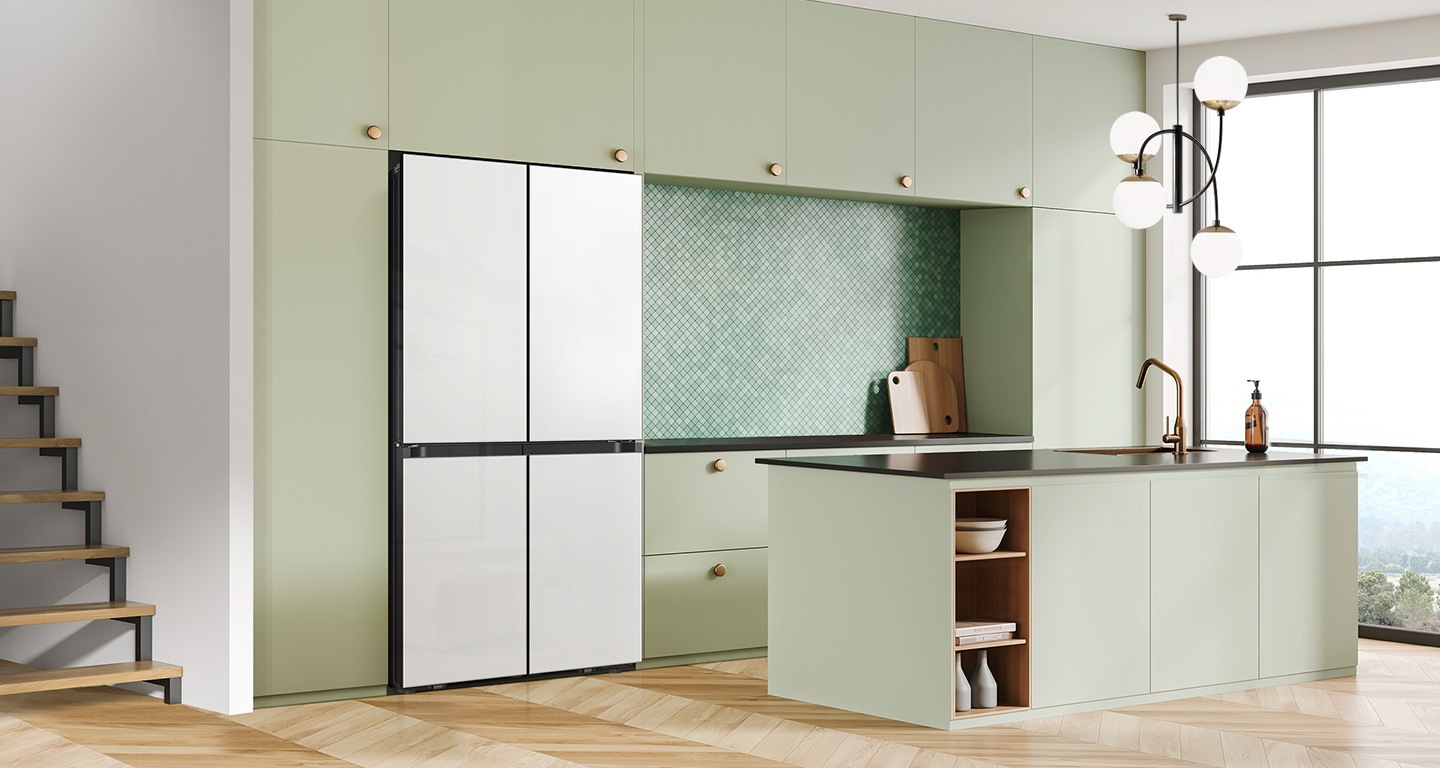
390, 0, 636, 171
254, 140, 390, 704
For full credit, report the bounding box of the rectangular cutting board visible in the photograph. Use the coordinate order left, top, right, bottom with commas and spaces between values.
907, 337, 967, 432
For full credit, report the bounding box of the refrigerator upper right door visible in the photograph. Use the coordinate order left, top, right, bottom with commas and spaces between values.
528, 166, 642, 442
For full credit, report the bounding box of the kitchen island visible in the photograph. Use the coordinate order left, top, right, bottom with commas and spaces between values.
761, 448, 1364, 729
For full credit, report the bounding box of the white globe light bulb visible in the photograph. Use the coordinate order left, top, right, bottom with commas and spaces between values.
1191, 225, 1243, 277
1112, 175, 1166, 229
1194, 56, 1248, 111
1109, 111, 1161, 163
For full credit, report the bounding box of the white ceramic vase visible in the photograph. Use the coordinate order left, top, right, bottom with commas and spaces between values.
970, 649, 998, 708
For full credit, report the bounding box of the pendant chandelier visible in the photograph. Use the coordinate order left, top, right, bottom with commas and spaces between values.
1109, 14, 1249, 277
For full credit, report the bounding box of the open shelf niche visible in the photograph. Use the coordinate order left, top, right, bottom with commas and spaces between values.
952, 486, 1030, 720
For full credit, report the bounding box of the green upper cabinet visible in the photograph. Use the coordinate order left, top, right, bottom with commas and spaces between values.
786, 0, 915, 198
255, 0, 389, 148
915, 20, 1032, 206
390, 0, 636, 170
1032, 37, 1144, 213
644, 0, 786, 185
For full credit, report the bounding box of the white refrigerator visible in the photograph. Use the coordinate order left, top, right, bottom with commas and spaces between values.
390, 153, 642, 691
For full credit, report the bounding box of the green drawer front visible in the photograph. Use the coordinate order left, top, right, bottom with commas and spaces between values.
644, 450, 782, 555
644, 548, 768, 659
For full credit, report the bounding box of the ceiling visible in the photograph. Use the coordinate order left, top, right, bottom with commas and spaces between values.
822, 0, 1440, 50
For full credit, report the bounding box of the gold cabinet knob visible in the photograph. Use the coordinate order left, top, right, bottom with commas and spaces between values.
366, 125, 383, 140
900, 175, 914, 189
613, 148, 629, 163
1018, 186, 1032, 199
769, 163, 783, 177
712, 458, 727, 472
712, 563, 727, 577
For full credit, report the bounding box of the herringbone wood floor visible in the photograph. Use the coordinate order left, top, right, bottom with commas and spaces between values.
1, 639, 1437, 767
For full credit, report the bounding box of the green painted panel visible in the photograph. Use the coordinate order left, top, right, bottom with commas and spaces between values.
644, 450, 783, 556
958, 208, 1032, 436
1031, 481, 1150, 708
1032, 38, 1144, 213
390, 0, 635, 170
254, 0, 388, 148
786, 0, 915, 196
644, 0, 786, 185
915, 20, 1032, 206
644, 548, 769, 659
1151, 475, 1260, 692
254, 140, 389, 698
641, 184, 962, 439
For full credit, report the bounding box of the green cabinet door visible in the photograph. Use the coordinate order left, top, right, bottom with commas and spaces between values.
1260, 471, 1359, 677
254, 141, 389, 699
390, 0, 636, 170
1031, 481, 1150, 708
644, 548, 768, 659
915, 20, 1031, 206
644, 450, 783, 556
1151, 475, 1260, 692
644, 0, 786, 185
1032, 37, 1144, 213
786, 0, 915, 197
255, 0, 388, 148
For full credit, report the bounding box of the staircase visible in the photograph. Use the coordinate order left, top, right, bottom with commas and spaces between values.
0, 290, 181, 703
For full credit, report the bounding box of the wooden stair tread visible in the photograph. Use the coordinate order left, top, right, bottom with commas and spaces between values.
0, 601, 155, 628
0, 386, 58, 397
0, 490, 104, 504
0, 337, 37, 347
0, 438, 80, 449
0, 660, 181, 696
0, 291, 14, 301
0, 545, 128, 564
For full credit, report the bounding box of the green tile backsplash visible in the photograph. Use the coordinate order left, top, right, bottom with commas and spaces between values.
643, 184, 962, 439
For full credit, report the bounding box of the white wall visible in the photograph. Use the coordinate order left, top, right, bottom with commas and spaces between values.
1140, 14, 1440, 440
0, 0, 252, 714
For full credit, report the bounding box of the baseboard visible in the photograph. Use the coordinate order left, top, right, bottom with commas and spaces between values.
253, 685, 389, 709
637, 647, 767, 670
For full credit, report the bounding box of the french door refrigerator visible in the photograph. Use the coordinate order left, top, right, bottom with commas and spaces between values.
389, 153, 642, 692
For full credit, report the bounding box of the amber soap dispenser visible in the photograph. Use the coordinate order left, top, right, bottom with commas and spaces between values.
1245, 379, 1269, 453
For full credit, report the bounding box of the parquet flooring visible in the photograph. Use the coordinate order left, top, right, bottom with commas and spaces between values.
0, 639, 1436, 767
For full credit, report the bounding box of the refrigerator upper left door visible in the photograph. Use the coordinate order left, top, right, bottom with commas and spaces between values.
400, 154, 528, 444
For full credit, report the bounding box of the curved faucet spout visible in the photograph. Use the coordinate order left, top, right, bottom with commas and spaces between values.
1136, 357, 1187, 455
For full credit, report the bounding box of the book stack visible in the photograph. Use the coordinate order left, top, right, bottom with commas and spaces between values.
955, 619, 1017, 646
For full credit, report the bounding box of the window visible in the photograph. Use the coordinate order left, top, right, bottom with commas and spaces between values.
1195, 66, 1440, 640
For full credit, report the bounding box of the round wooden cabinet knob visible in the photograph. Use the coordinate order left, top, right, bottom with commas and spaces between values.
712, 458, 727, 472
613, 148, 629, 163
366, 125, 383, 140
712, 563, 728, 577
1018, 186, 1032, 199
769, 163, 783, 177
900, 175, 914, 189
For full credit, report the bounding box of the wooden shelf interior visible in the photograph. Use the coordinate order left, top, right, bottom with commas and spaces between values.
954, 637, 1026, 652
953, 704, 1029, 721
954, 486, 1030, 711
954, 550, 1025, 563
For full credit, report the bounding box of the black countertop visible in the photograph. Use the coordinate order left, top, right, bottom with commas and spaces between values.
642, 432, 1032, 454
756, 447, 1365, 479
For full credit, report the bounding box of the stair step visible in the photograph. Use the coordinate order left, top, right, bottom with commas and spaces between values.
0, 438, 80, 449
0, 386, 57, 397
0, 291, 14, 301
0, 337, 37, 347
0, 545, 128, 565
0, 601, 155, 628
0, 659, 181, 696
0, 490, 104, 504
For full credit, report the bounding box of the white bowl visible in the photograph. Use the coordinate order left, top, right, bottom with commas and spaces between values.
955, 528, 1006, 553
955, 517, 1007, 531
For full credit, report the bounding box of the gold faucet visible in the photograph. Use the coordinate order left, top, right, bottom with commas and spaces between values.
1135, 358, 1187, 456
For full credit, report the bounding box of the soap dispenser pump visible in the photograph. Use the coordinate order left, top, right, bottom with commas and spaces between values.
1245, 379, 1269, 453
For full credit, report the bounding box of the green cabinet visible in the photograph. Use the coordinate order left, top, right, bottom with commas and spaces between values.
1260, 471, 1359, 677
1032, 37, 1144, 213
254, 141, 390, 699
644, 450, 782, 556
1031, 481, 1150, 708
644, 548, 768, 660
390, 0, 636, 170
786, 0, 915, 197
915, 20, 1031, 206
254, 0, 388, 149
1150, 475, 1260, 692
644, 0, 786, 185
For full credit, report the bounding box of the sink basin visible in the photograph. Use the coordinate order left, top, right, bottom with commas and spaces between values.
1058, 446, 1217, 456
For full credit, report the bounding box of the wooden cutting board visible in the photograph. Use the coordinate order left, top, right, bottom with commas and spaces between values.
888, 362, 960, 434
907, 337, 968, 432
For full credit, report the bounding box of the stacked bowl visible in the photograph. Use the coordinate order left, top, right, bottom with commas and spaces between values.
954, 517, 1008, 554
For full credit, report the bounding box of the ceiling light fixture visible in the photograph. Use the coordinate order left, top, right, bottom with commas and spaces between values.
1109, 14, 1248, 277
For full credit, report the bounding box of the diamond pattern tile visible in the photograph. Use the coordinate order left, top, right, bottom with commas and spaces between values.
642, 184, 962, 439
